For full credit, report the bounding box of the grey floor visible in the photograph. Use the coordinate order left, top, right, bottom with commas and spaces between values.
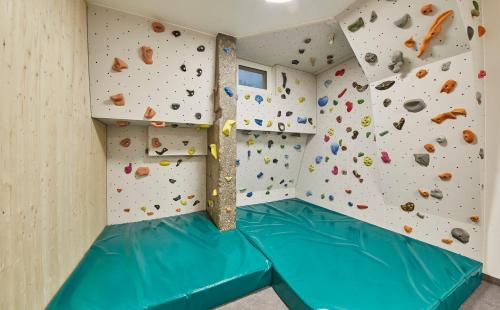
217, 281, 500, 310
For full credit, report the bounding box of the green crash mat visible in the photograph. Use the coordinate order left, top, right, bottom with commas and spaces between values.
237, 199, 482, 310
47, 211, 271, 310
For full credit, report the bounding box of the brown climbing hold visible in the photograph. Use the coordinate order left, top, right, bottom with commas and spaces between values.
404, 37, 416, 48
470, 215, 480, 223
152, 21, 165, 33
124, 208, 130, 212
439, 172, 452, 180
141, 46, 153, 64
463, 129, 476, 143
112, 57, 128, 72
147, 211, 154, 216
416, 69, 428, 78
151, 137, 161, 148
120, 138, 131, 148
117, 188, 122, 193
478, 25, 486, 37
418, 10, 454, 57
441, 238, 453, 244
110, 93, 125, 106
150, 121, 166, 128
345, 189, 352, 194
144, 106, 156, 119
420, 4, 434, 15
451, 108, 467, 116
418, 189, 429, 198
424, 144, 435, 153
135, 167, 150, 176
440, 80, 457, 93
404, 225, 413, 233
431, 112, 456, 124
116, 120, 130, 127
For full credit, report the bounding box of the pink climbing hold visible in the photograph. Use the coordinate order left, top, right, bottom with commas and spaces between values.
124, 163, 132, 174
346, 101, 353, 112
338, 88, 347, 98
332, 165, 339, 175
324, 135, 330, 142
478, 70, 486, 79
335, 69, 345, 76
381, 151, 391, 163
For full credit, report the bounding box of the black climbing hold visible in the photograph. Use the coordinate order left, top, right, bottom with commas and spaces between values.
277, 111, 282, 117
176, 159, 182, 167
370, 10, 378, 22
282, 72, 287, 88
195, 112, 202, 119
182, 141, 189, 146
393, 117, 405, 130
467, 26, 474, 40
197, 45, 205, 52
365, 53, 378, 63
187, 89, 195, 96
172, 30, 181, 37
383, 98, 392, 107
171, 103, 180, 110
173, 195, 181, 201
299, 49, 305, 54
375, 80, 395, 90
281, 94, 286, 99
169, 179, 176, 184
278, 122, 285, 132
286, 111, 293, 117
196, 68, 202, 77
180, 64, 186, 72
304, 38, 312, 44
292, 60, 299, 65
154, 204, 160, 210
451, 228, 470, 244
307, 118, 313, 125
285, 88, 291, 95
268, 140, 273, 148
193, 200, 200, 206
156, 148, 168, 155
273, 159, 278, 164
327, 54, 334, 59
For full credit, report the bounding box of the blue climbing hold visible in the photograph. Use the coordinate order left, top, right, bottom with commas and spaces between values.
324, 80, 332, 88
318, 96, 329, 107
331, 143, 340, 155
247, 150, 251, 158
255, 95, 263, 104
315, 155, 323, 164
224, 86, 234, 97
257, 172, 263, 178
305, 190, 313, 197
223, 47, 232, 54
255, 119, 263, 126
328, 195, 334, 201
246, 192, 253, 197
297, 116, 307, 124
235, 159, 240, 167
294, 144, 302, 150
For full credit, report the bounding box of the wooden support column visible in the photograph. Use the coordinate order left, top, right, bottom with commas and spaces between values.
206, 33, 237, 231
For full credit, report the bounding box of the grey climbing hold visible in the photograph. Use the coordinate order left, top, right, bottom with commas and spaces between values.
365, 52, 377, 64
348, 17, 365, 32
467, 26, 474, 40
324, 79, 332, 88
430, 189, 443, 199
436, 136, 447, 146
383, 98, 392, 107
441, 61, 451, 71
451, 228, 470, 244
388, 50, 404, 73
479, 148, 484, 159
476, 91, 482, 104
414, 153, 430, 166
403, 99, 426, 112
375, 81, 395, 90
416, 212, 425, 219
370, 11, 378, 23
394, 14, 410, 28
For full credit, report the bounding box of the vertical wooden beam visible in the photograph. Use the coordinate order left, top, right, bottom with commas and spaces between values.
206, 33, 237, 230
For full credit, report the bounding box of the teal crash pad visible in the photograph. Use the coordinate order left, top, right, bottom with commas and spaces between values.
237, 199, 482, 310
47, 211, 271, 310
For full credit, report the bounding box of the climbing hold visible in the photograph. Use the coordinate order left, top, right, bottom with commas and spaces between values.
180, 64, 187, 72
186, 89, 195, 97
442, 238, 453, 245
375, 81, 395, 90
150, 121, 166, 128
246, 192, 253, 198
331, 143, 340, 155
309, 57, 316, 67
364, 52, 377, 64
348, 17, 365, 32
361, 116, 372, 127
324, 80, 332, 88
357, 99, 365, 105
304, 38, 312, 44
151, 138, 161, 148
263, 156, 271, 164
478, 70, 487, 79
393, 118, 405, 130
388, 50, 404, 73
463, 129, 476, 143
308, 164, 315, 172
417, 212, 425, 219
414, 153, 430, 166
224, 86, 234, 97
135, 167, 150, 177
401, 202, 415, 212
394, 13, 410, 28
431, 112, 456, 124
255, 119, 263, 126
298, 96, 305, 104
297, 117, 307, 124
291, 60, 299, 65
332, 166, 338, 175
141, 46, 153, 64
363, 156, 373, 167
120, 138, 131, 148
379, 130, 389, 137
424, 144, 435, 153
451, 228, 470, 244
338, 88, 347, 98
278, 122, 285, 132
404, 37, 416, 49
480, 148, 484, 159
404, 225, 413, 233
441, 61, 451, 71
346, 101, 353, 112
478, 25, 486, 37
124, 163, 132, 174
246, 138, 255, 145
197, 45, 205, 52
255, 95, 263, 104
468, 27, 475, 40
315, 156, 323, 164
403, 99, 426, 112
470, 216, 480, 223
257, 172, 263, 179
172, 30, 181, 37
110, 93, 125, 106
187, 146, 196, 156
440, 80, 457, 93
116, 121, 130, 127
327, 128, 334, 136
416, 69, 428, 79
439, 172, 452, 180
318, 96, 328, 107
144, 107, 156, 119
383, 98, 392, 107
222, 119, 236, 137
293, 144, 301, 150
381, 151, 391, 163
155, 148, 168, 155
370, 10, 378, 22
418, 189, 429, 198
357, 204, 368, 209
420, 4, 433, 15
335, 69, 345, 76
209, 144, 218, 160
430, 189, 443, 199
418, 10, 454, 57
112, 57, 128, 72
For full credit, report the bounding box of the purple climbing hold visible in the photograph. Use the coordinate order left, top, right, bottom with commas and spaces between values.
318, 96, 329, 107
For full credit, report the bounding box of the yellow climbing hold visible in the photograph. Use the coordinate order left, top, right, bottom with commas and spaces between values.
329, 107, 334, 113
180, 199, 187, 206
277, 86, 283, 93
266, 97, 272, 103
264, 156, 271, 164
244, 119, 250, 125
308, 164, 316, 172
140, 206, 147, 212
361, 116, 372, 127
187, 146, 196, 156
210, 144, 218, 160
222, 119, 236, 137
246, 138, 255, 145
327, 128, 334, 136
244, 94, 251, 100
212, 188, 218, 196
224, 176, 233, 182
207, 200, 214, 207
298, 96, 306, 103
160, 160, 170, 166
295, 79, 300, 85
266, 120, 273, 127
197, 124, 210, 129
363, 156, 373, 167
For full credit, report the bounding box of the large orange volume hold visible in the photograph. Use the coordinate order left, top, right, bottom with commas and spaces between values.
418, 10, 454, 57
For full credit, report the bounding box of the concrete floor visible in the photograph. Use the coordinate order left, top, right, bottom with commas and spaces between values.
217, 281, 500, 310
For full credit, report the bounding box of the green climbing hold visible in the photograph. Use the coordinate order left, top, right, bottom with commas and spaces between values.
473, 1, 479, 11
333, 100, 338, 106
366, 132, 371, 138
357, 99, 365, 104
379, 131, 389, 136
358, 152, 364, 157
348, 17, 365, 32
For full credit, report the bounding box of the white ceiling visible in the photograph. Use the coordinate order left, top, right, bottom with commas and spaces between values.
87, 0, 356, 38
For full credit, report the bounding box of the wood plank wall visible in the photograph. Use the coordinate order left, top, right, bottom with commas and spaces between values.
0, 0, 107, 308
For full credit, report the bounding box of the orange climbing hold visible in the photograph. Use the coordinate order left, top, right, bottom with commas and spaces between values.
416, 69, 428, 78
451, 108, 467, 116
112, 57, 128, 72
404, 225, 413, 233
418, 189, 429, 198
431, 112, 456, 124
135, 167, 150, 176
119, 138, 131, 148
116, 120, 130, 127
141, 46, 153, 64
151, 137, 161, 148
150, 121, 166, 128
405, 37, 416, 48
478, 25, 486, 37
144, 106, 156, 119
110, 93, 125, 106
439, 172, 452, 180
420, 4, 434, 15
418, 10, 454, 57
440, 80, 457, 93
176, 208, 181, 212
441, 238, 453, 244
470, 215, 480, 223
463, 129, 476, 143
151, 21, 165, 33
424, 144, 435, 153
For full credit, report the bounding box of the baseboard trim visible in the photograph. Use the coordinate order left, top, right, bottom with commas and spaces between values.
483, 274, 500, 286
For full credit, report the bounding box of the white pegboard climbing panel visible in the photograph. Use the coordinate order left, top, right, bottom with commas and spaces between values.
147, 127, 207, 157
236, 63, 317, 134
87, 5, 215, 125
236, 130, 307, 206
107, 125, 206, 225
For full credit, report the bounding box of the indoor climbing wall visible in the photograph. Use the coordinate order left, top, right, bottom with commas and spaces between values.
236, 131, 307, 206
87, 5, 215, 125
107, 125, 206, 225
237, 63, 317, 134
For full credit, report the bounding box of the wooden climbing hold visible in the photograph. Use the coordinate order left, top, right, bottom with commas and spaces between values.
151, 138, 161, 148
404, 225, 413, 233
150, 121, 166, 128
439, 172, 452, 180
135, 167, 150, 176
110, 93, 125, 106
440, 80, 457, 93
416, 69, 428, 79
420, 4, 433, 15
119, 138, 131, 148
463, 129, 476, 143
112, 57, 128, 72
441, 238, 453, 245
470, 215, 480, 223
418, 189, 429, 198
424, 144, 435, 153
478, 25, 486, 37
151, 21, 165, 33
404, 37, 416, 48
417, 10, 454, 57
141, 46, 153, 64
144, 106, 156, 119
116, 120, 130, 127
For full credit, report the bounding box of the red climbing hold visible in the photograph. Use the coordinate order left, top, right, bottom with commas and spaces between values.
338, 88, 347, 98
335, 69, 345, 76
346, 101, 353, 112
332, 165, 338, 175
478, 70, 486, 79
324, 135, 330, 142
357, 204, 368, 209
345, 189, 352, 194
124, 163, 132, 174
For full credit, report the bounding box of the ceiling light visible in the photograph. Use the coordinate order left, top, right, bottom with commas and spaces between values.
266, 0, 293, 3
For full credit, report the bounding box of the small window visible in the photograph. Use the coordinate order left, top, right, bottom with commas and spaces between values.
238, 65, 267, 89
